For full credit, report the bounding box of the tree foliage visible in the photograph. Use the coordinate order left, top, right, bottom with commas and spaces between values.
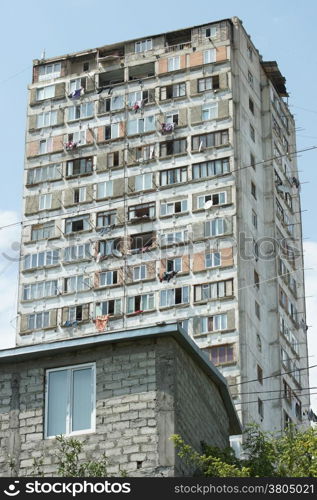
171, 424, 317, 477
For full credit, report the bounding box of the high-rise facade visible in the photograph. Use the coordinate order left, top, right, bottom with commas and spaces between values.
18, 17, 309, 435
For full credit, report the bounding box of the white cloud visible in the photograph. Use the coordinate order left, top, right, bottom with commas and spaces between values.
303, 241, 317, 413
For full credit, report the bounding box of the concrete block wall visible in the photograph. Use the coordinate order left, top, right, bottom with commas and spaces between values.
0, 335, 232, 477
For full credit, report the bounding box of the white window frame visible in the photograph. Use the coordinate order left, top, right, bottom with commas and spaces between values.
64, 243, 91, 262
160, 199, 188, 216
168, 56, 180, 72
100, 270, 117, 287
97, 180, 113, 199
202, 103, 218, 121
23, 280, 58, 301
24, 250, 59, 270
135, 173, 152, 191
39, 138, 53, 155
160, 229, 188, 246
45, 363, 96, 438
64, 274, 90, 293
127, 293, 155, 313
65, 215, 90, 234
135, 39, 152, 53
39, 193, 52, 211
37, 110, 58, 128
36, 85, 55, 101
133, 265, 147, 281
205, 252, 221, 268
27, 163, 61, 184
38, 62, 61, 82
96, 299, 122, 316
68, 102, 93, 121
205, 218, 226, 237
31, 222, 54, 241
198, 192, 227, 209
203, 49, 216, 64
27, 311, 50, 330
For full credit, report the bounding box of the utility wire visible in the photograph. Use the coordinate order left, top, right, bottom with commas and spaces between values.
235, 391, 315, 406
229, 363, 317, 387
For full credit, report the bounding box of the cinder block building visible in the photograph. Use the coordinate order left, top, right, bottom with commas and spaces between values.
16, 14, 309, 453
0, 324, 241, 476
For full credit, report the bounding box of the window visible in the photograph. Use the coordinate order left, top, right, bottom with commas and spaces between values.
69, 78, 86, 93
248, 70, 254, 87
27, 311, 50, 330
127, 294, 155, 313
133, 265, 147, 281
65, 215, 90, 234
36, 85, 55, 101
160, 286, 189, 307
202, 103, 218, 121
73, 187, 87, 203
208, 344, 234, 365
39, 193, 52, 211
258, 398, 264, 419
24, 250, 59, 270
204, 25, 218, 38
96, 299, 122, 316
67, 130, 86, 146
250, 124, 255, 142
251, 181, 257, 199
160, 138, 187, 156
135, 144, 155, 162
107, 151, 119, 167
27, 163, 61, 185
160, 229, 188, 246
257, 365, 263, 384
204, 218, 227, 237
104, 123, 119, 140
23, 280, 58, 301
252, 210, 258, 229
66, 157, 93, 177
257, 334, 262, 352
160, 83, 186, 100
64, 275, 90, 293
193, 158, 230, 179
127, 116, 155, 135
128, 202, 155, 221
96, 211, 117, 229
194, 279, 233, 302
64, 244, 91, 262
168, 56, 180, 72
196, 313, 228, 334
97, 181, 113, 199
99, 271, 118, 287
254, 270, 260, 289
99, 95, 124, 113
130, 232, 155, 253
165, 112, 178, 126
205, 252, 221, 268
135, 39, 152, 53
247, 44, 253, 60
197, 192, 226, 209
198, 75, 219, 92
38, 62, 61, 81
179, 319, 189, 333
255, 300, 260, 319
135, 173, 152, 191
39, 138, 53, 155
31, 222, 54, 241
160, 200, 188, 216
65, 305, 86, 323
83, 62, 90, 72
36, 110, 57, 128
249, 97, 254, 114
68, 102, 93, 121
160, 166, 187, 186
166, 258, 182, 273
45, 363, 95, 438
127, 90, 150, 107
191, 130, 229, 150
203, 49, 216, 64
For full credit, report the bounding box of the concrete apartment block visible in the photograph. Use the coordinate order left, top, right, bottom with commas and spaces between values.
0, 324, 241, 477
16, 15, 309, 447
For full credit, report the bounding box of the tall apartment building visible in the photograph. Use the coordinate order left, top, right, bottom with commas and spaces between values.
18, 17, 309, 437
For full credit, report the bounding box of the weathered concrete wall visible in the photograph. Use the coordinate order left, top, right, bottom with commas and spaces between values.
0, 336, 231, 477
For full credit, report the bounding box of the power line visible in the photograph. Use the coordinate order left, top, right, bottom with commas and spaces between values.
238, 386, 316, 396
229, 363, 317, 388
235, 391, 315, 406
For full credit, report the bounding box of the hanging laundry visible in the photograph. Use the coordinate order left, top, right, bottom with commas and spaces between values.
160, 270, 178, 283
63, 320, 78, 327
65, 141, 78, 151
68, 87, 84, 99
95, 315, 110, 332
161, 122, 175, 134
133, 99, 146, 113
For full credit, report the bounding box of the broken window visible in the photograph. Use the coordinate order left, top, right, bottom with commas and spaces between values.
128, 203, 155, 221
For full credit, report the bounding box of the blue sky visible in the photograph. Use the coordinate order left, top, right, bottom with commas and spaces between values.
0, 0, 317, 410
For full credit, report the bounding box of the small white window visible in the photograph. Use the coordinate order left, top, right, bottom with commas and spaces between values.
203, 49, 216, 64
168, 56, 180, 72
45, 363, 95, 438
39, 193, 52, 211
97, 181, 113, 199
135, 39, 152, 53
133, 265, 147, 281
38, 62, 61, 82
39, 138, 53, 155
205, 252, 221, 268
36, 85, 55, 101
202, 103, 218, 121
135, 173, 152, 191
